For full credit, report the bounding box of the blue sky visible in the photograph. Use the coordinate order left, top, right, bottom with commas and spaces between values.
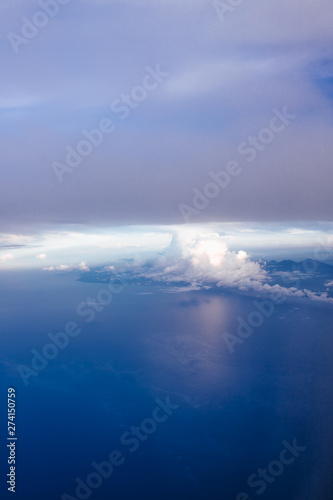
1, 0, 333, 268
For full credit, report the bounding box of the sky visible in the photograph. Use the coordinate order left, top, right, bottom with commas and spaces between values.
1, 222, 333, 271
1, 0, 333, 268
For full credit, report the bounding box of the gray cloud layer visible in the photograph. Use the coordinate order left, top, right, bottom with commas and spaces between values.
1, 0, 333, 230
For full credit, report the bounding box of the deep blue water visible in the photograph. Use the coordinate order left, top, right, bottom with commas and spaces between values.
1, 271, 333, 500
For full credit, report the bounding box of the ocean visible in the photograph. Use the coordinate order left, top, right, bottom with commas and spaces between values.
1, 270, 332, 500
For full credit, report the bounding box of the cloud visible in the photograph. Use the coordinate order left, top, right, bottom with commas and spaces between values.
79, 261, 90, 271
150, 232, 266, 288
43, 264, 71, 272
1, 253, 14, 261
0, 1, 333, 228
0, 234, 35, 247
104, 265, 115, 271
111, 231, 333, 303
43, 261, 90, 272
286, 228, 316, 235
36, 253, 47, 259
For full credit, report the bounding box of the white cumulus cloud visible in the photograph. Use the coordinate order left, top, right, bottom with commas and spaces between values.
113, 231, 333, 303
